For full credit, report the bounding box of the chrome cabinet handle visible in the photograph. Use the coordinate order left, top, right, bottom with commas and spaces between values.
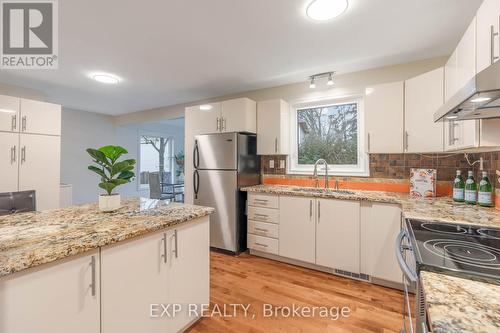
395, 229, 418, 282
216, 117, 220, 132
173, 230, 178, 258
275, 138, 278, 153
309, 200, 312, 220
89, 255, 96, 296
367, 133, 371, 152
317, 201, 321, 222
254, 242, 268, 248
10, 146, 16, 164
161, 233, 167, 263
222, 118, 226, 131
21, 146, 26, 163
491, 24, 499, 64
404, 131, 409, 151
11, 115, 16, 131
254, 227, 269, 233
21, 116, 26, 132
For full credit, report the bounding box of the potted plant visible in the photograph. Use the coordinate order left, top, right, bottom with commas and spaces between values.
86, 145, 136, 212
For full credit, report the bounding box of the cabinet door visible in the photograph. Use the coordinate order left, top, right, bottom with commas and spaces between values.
20, 99, 61, 135
444, 119, 459, 151
458, 119, 479, 149
185, 103, 222, 135
365, 81, 404, 153
221, 98, 256, 133
0, 95, 19, 132
101, 229, 168, 333
477, 0, 500, 73
257, 99, 289, 155
0, 251, 100, 333
18, 134, 60, 210
456, 18, 476, 87
444, 49, 458, 102
360, 202, 402, 283
404, 67, 444, 153
316, 199, 360, 273
279, 196, 315, 263
167, 217, 210, 332
0, 132, 19, 192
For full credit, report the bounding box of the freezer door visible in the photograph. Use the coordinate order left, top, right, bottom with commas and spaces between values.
194, 170, 238, 252
194, 133, 237, 170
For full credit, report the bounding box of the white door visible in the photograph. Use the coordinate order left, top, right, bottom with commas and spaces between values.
185, 103, 222, 135
0, 95, 19, 132
18, 134, 60, 210
316, 199, 360, 273
0, 251, 100, 333
0, 132, 19, 192
221, 98, 256, 133
360, 202, 402, 283
20, 99, 61, 136
101, 229, 169, 333
279, 196, 316, 263
404, 67, 444, 153
257, 99, 289, 155
477, 0, 500, 73
364, 81, 404, 153
167, 217, 210, 332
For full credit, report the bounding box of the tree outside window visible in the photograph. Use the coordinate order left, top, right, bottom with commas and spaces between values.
139, 135, 174, 186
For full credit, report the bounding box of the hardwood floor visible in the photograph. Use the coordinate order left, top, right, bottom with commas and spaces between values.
187, 252, 407, 333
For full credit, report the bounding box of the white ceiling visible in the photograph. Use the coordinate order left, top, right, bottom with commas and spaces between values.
0, 0, 482, 115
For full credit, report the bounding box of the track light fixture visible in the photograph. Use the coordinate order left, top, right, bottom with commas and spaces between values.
308, 71, 336, 89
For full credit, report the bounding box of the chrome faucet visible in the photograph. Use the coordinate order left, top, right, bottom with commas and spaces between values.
313, 159, 329, 189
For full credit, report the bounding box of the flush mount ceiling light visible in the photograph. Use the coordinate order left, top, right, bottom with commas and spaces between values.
91, 73, 121, 84
308, 71, 336, 89
470, 97, 492, 103
306, 0, 348, 21
199, 104, 213, 111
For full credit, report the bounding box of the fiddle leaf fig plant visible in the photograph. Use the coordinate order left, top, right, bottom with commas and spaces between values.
86, 145, 136, 196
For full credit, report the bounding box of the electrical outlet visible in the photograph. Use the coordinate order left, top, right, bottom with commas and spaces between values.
279, 160, 285, 169
269, 159, 275, 168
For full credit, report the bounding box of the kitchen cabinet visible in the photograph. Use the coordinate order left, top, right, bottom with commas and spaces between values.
101, 217, 209, 333
0, 132, 19, 192
316, 199, 360, 273
404, 67, 444, 153
185, 102, 222, 135
279, 196, 315, 264
0, 95, 19, 132
257, 99, 290, 155
0, 250, 100, 333
444, 49, 459, 101
476, 0, 500, 73
221, 98, 256, 133
360, 202, 402, 284
19, 98, 61, 136
18, 134, 60, 210
364, 81, 404, 153
456, 18, 476, 89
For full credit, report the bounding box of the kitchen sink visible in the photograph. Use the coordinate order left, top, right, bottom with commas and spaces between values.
291, 188, 355, 195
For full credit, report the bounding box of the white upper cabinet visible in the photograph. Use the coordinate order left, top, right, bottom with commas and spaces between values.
364, 81, 404, 153
404, 67, 444, 153
477, 0, 500, 73
0, 95, 20, 132
221, 98, 256, 133
0, 132, 20, 193
20, 98, 61, 136
457, 18, 477, 86
444, 49, 459, 101
185, 102, 222, 135
257, 99, 290, 155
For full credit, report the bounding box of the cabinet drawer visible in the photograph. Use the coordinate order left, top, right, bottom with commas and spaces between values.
248, 206, 279, 224
248, 193, 278, 208
248, 221, 279, 239
247, 234, 278, 255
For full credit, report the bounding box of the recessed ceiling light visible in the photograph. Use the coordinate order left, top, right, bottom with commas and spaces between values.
326, 73, 334, 86
0, 108, 16, 114
91, 73, 121, 84
306, 0, 348, 21
309, 77, 316, 89
446, 115, 458, 119
470, 97, 492, 103
199, 104, 213, 111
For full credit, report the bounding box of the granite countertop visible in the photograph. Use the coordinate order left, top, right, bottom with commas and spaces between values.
242, 185, 500, 228
0, 198, 214, 278
420, 271, 500, 333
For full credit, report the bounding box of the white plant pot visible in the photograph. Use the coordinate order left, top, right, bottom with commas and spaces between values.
99, 194, 121, 212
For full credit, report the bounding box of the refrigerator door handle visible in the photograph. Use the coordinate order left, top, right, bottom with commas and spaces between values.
193, 170, 200, 199
193, 140, 200, 169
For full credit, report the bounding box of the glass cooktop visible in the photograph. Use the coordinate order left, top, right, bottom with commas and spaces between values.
406, 219, 500, 283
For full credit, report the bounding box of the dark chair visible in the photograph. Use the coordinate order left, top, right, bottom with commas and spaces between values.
148, 172, 174, 200
0, 190, 36, 215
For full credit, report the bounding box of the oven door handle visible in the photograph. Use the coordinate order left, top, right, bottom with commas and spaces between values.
395, 229, 418, 283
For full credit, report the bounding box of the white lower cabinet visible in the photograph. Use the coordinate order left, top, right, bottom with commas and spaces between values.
316, 199, 360, 273
279, 196, 315, 264
360, 202, 402, 283
0, 250, 100, 333
101, 217, 209, 333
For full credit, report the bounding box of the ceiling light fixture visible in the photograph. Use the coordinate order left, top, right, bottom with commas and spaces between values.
306, 0, 348, 21
199, 104, 213, 111
309, 77, 316, 89
91, 73, 121, 84
327, 73, 334, 86
0, 108, 16, 114
445, 115, 458, 119
308, 71, 336, 88
470, 97, 492, 103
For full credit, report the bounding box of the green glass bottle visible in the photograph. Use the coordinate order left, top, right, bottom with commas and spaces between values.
464, 171, 477, 205
478, 171, 493, 207
452, 170, 465, 202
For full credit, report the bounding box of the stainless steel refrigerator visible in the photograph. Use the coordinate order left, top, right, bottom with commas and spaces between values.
193, 132, 260, 254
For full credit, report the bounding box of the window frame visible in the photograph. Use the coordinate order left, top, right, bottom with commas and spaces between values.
288, 96, 369, 177
137, 130, 175, 190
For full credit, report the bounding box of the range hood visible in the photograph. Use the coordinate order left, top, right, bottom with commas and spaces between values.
434, 60, 500, 122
